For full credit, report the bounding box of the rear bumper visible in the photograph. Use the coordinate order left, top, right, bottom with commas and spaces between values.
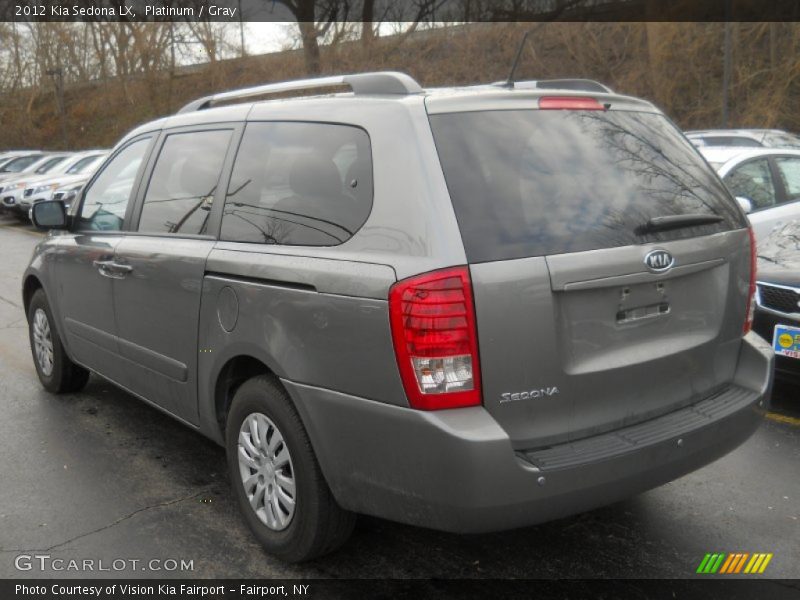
285, 332, 773, 533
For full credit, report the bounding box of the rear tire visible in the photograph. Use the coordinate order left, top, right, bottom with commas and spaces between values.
28, 288, 90, 393
225, 374, 355, 562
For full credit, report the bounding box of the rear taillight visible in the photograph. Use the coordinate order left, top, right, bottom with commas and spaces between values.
744, 226, 757, 334
539, 96, 605, 110
389, 266, 482, 410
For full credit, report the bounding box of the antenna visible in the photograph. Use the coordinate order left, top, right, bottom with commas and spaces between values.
505, 30, 534, 88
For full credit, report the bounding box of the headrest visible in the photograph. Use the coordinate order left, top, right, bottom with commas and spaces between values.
289, 154, 342, 199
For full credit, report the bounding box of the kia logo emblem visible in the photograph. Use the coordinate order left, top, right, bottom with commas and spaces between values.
644, 249, 674, 272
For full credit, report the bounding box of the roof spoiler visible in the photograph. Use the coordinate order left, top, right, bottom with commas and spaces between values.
494, 78, 613, 94
177, 71, 422, 114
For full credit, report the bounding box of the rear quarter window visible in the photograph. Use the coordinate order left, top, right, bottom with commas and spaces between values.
430, 109, 746, 262
220, 122, 373, 246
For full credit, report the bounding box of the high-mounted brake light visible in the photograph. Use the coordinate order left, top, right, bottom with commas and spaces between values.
539, 96, 605, 111
744, 226, 757, 334
389, 267, 482, 410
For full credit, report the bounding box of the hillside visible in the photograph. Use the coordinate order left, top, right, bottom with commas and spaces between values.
1, 22, 798, 150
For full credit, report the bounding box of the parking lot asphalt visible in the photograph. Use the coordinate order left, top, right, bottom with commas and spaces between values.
0, 215, 797, 580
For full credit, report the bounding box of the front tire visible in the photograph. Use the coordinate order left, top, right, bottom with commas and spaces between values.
28, 288, 90, 393
225, 375, 355, 562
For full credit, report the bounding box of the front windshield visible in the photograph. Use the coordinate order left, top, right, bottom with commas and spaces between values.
34, 156, 69, 174
0, 155, 43, 173
66, 155, 104, 175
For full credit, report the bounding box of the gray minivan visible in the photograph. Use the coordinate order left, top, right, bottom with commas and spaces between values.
24, 72, 773, 562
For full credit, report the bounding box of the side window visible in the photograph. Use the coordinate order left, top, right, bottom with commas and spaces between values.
78, 138, 151, 231
723, 159, 777, 211
221, 122, 373, 246
138, 129, 233, 235
775, 157, 800, 202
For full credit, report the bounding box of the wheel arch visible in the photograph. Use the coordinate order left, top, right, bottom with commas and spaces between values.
214, 354, 276, 439
22, 273, 43, 317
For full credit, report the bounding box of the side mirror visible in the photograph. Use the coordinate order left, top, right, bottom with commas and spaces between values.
31, 200, 68, 230
736, 197, 753, 214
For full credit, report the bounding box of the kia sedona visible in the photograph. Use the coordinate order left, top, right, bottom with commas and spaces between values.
23, 71, 773, 562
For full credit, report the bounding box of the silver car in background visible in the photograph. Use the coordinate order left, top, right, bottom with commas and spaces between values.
700, 146, 800, 241
23, 72, 773, 562
0, 153, 73, 212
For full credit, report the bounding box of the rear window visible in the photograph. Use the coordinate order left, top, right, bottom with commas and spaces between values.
429, 109, 746, 262
702, 136, 762, 147
764, 134, 800, 149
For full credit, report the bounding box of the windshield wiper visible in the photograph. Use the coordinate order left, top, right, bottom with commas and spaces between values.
637, 213, 724, 234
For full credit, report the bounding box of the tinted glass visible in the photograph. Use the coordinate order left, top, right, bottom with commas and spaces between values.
138, 130, 232, 235
775, 157, 800, 200
430, 110, 745, 262
702, 136, 762, 147
0, 155, 43, 173
78, 138, 150, 231
723, 159, 776, 210
34, 156, 68, 174
221, 122, 373, 246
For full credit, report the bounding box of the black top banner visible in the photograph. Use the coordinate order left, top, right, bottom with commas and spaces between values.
1, 0, 800, 23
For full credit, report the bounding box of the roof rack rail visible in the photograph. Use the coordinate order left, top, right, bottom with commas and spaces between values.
496, 78, 613, 94
178, 71, 422, 114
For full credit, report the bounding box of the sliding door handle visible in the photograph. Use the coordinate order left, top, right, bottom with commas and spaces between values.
93, 260, 132, 278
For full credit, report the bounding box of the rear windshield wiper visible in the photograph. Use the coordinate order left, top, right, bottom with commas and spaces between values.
637, 213, 724, 234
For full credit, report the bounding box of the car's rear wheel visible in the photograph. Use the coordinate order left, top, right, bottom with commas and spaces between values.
225, 375, 355, 562
28, 288, 90, 393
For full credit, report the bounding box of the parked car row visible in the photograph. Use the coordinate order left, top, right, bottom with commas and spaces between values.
691, 130, 800, 381
0, 149, 108, 221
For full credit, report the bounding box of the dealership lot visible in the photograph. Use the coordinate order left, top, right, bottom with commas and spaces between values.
0, 216, 797, 579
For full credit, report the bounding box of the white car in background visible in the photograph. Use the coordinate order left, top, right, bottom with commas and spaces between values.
688, 129, 800, 150
0, 153, 78, 215
700, 146, 800, 241
51, 182, 86, 213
